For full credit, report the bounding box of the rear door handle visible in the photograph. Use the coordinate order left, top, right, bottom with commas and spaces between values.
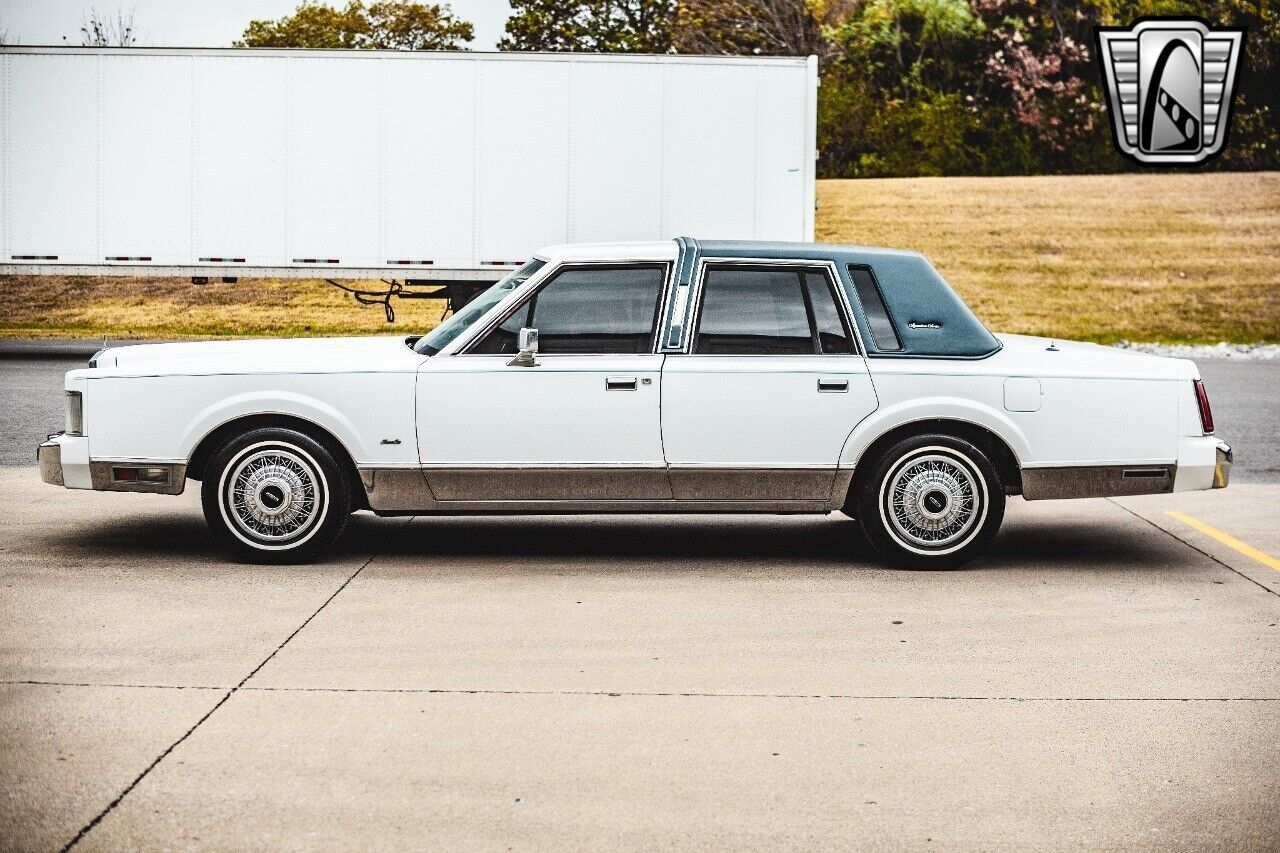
606, 376, 638, 391
817, 377, 849, 393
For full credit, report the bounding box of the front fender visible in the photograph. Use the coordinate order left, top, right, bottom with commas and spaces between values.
839, 396, 1032, 469
177, 390, 372, 464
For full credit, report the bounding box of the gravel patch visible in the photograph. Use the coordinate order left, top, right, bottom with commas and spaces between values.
1112, 341, 1280, 360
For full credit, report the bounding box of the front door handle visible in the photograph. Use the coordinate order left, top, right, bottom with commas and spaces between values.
817, 377, 849, 393
606, 376, 638, 391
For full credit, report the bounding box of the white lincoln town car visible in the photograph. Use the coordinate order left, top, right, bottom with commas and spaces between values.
38, 238, 1231, 568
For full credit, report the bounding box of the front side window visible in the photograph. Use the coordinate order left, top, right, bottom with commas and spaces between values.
693, 265, 855, 356
470, 264, 667, 355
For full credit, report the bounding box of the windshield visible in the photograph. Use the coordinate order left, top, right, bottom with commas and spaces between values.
414, 259, 546, 355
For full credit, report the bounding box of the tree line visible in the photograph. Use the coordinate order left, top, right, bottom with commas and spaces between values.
213, 1, 1280, 175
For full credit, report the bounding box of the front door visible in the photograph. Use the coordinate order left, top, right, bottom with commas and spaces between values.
417, 262, 671, 502
660, 261, 879, 501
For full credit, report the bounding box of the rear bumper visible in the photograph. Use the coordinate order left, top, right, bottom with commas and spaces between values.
38, 433, 185, 495
1021, 438, 1231, 500
1173, 436, 1231, 492
1212, 443, 1232, 489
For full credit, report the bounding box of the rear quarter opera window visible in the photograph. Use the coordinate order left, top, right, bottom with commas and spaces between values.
847, 265, 903, 352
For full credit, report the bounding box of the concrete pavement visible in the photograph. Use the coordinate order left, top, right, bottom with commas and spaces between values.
1, 469, 1276, 850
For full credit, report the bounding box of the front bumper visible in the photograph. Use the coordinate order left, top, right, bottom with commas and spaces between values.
38, 433, 185, 495
39, 432, 91, 489
38, 437, 65, 486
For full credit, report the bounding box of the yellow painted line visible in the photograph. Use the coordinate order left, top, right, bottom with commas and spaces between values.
1166, 511, 1280, 573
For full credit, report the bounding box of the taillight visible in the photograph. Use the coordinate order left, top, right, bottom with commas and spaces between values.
1193, 379, 1214, 434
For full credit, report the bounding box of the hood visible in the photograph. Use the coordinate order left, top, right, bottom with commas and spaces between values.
990, 334, 1199, 380
88, 336, 425, 377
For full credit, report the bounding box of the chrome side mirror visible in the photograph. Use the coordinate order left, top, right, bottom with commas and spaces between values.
507, 327, 539, 367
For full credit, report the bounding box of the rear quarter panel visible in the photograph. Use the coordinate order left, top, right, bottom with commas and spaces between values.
845, 349, 1187, 470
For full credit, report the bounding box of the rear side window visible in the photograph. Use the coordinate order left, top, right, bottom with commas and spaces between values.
470, 264, 667, 355
804, 271, 854, 354
693, 265, 855, 355
848, 265, 902, 351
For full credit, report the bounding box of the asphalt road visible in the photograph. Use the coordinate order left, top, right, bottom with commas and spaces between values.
3, 354, 1277, 478
1, 470, 1277, 849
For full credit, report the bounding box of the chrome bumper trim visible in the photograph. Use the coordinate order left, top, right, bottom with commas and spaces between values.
1213, 443, 1232, 489
38, 439, 64, 486
88, 461, 187, 495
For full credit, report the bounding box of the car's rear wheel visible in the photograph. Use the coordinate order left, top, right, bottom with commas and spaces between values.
854, 434, 1004, 569
201, 427, 351, 563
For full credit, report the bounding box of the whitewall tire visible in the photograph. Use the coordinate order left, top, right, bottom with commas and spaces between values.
855, 434, 1005, 569
201, 427, 351, 563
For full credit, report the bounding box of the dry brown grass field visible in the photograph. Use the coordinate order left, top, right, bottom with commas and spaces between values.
818, 172, 1280, 343
1, 172, 1276, 343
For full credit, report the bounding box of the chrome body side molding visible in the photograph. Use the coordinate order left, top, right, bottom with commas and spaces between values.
427, 467, 674, 501
668, 467, 836, 501
357, 466, 856, 513
1021, 464, 1176, 500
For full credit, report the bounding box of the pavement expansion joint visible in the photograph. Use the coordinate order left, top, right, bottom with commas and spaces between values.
56, 517, 412, 852
1107, 499, 1280, 599
9, 680, 1275, 703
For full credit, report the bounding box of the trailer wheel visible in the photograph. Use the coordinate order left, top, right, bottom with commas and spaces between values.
854, 434, 1005, 570
201, 427, 351, 564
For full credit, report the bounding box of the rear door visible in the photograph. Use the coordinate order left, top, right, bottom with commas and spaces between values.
660, 261, 878, 501
417, 262, 671, 501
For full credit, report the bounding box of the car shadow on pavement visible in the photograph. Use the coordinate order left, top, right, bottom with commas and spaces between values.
44, 507, 1183, 571
351, 511, 1181, 571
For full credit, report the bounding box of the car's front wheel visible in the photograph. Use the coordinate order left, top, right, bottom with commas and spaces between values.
201, 427, 351, 563
854, 434, 1005, 569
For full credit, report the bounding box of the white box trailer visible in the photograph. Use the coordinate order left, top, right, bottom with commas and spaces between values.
0, 46, 818, 284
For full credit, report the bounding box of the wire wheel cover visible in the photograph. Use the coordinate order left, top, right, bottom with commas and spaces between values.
225, 448, 321, 542
883, 451, 985, 550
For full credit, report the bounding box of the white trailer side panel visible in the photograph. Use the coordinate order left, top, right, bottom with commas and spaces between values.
476, 59, 572, 262
99, 54, 193, 262
383, 58, 477, 267
3, 54, 100, 263
0, 48, 817, 280
567, 61, 665, 242
662, 62, 758, 239
193, 56, 288, 262
287, 57, 382, 265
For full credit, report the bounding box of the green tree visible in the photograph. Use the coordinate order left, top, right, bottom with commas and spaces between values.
238, 1, 473, 50
498, 0, 678, 52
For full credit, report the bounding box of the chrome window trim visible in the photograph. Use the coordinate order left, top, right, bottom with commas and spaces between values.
453, 259, 676, 357
432, 255, 554, 356
670, 257, 868, 357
